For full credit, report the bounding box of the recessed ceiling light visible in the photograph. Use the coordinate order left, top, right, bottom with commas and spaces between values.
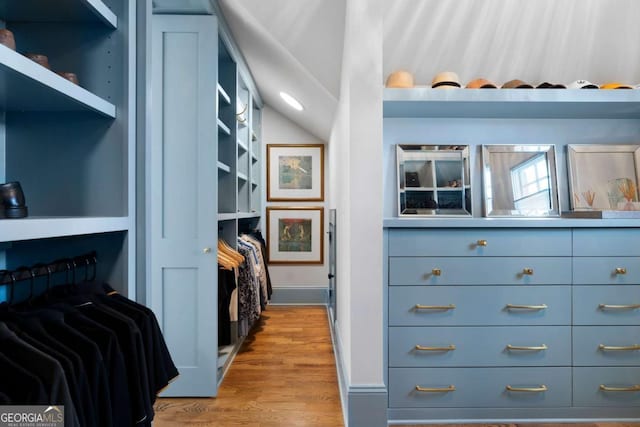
279, 91, 304, 111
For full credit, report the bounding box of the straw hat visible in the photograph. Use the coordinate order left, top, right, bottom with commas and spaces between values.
385, 70, 414, 88
432, 71, 461, 89
501, 79, 533, 89
600, 82, 633, 89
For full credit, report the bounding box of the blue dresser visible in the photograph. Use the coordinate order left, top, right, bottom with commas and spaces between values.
386, 225, 640, 422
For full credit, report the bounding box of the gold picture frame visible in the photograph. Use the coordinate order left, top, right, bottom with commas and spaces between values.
267, 144, 324, 201
266, 206, 324, 265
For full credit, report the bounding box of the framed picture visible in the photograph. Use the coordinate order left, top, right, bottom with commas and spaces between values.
267, 144, 324, 201
568, 144, 640, 211
266, 207, 324, 264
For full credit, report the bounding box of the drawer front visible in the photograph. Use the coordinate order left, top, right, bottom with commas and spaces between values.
389, 228, 571, 257
389, 286, 571, 326
389, 326, 571, 367
389, 257, 571, 286
573, 229, 640, 257
389, 367, 571, 408
573, 257, 640, 285
573, 367, 640, 407
573, 326, 640, 366
573, 286, 640, 325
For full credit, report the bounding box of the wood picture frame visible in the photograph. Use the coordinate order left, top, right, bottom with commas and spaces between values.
266, 206, 324, 265
267, 144, 324, 201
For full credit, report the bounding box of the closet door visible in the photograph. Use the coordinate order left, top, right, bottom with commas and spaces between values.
150, 15, 218, 396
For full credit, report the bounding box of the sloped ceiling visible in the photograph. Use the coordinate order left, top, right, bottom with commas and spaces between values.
218, 0, 346, 141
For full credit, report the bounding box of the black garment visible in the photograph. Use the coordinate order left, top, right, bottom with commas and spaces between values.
0, 391, 10, 404
33, 310, 111, 427
218, 267, 236, 346
0, 351, 48, 405
6, 320, 95, 427
53, 304, 130, 427
0, 322, 80, 427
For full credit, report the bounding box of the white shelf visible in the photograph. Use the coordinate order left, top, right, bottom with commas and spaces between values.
0, 216, 129, 243
384, 88, 640, 119
218, 213, 236, 221
217, 161, 230, 173
217, 83, 231, 105
237, 172, 248, 182
217, 118, 231, 135
0, 0, 117, 28
237, 139, 248, 153
0, 45, 116, 117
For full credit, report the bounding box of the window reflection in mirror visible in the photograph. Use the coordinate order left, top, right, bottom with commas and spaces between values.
397, 144, 472, 216
482, 145, 560, 217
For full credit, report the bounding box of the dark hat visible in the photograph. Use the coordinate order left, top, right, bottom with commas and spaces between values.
466, 78, 497, 89
536, 82, 567, 89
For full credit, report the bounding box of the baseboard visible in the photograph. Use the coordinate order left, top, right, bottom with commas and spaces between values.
269, 286, 328, 305
328, 315, 349, 427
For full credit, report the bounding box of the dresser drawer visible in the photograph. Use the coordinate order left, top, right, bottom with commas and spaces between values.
389, 228, 571, 257
389, 257, 571, 286
573, 286, 640, 325
573, 257, 640, 285
573, 229, 640, 256
389, 367, 571, 408
573, 367, 640, 407
389, 326, 571, 367
389, 286, 571, 326
573, 326, 640, 366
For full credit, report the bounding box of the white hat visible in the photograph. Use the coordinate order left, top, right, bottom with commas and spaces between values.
566, 80, 599, 89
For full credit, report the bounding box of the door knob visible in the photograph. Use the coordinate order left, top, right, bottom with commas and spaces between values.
203, 247, 212, 254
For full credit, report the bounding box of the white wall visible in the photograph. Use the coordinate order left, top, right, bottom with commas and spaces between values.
330, 0, 384, 387
262, 105, 329, 288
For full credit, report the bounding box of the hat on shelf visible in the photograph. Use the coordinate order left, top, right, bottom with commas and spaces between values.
566, 80, 599, 89
0, 29, 16, 51
466, 78, 497, 89
431, 71, 461, 89
385, 70, 414, 88
24, 53, 50, 69
600, 82, 634, 89
536, 82, 566, 89
501, 79, 534, 89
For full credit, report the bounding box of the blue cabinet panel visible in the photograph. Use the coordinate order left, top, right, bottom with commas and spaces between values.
573, 286, 640, 325
573, 257, 640, 285
389, 367, 571, 408
389, 228, 572, 257
389, 286, 571, 326
573, 367, 640, 407
573, 229, 640, 256
389, 326, 571, 367
389, 257, 571, 286
573, 326, 640, 366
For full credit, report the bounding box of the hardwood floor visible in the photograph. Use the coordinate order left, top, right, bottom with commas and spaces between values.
153, 305, 344, 427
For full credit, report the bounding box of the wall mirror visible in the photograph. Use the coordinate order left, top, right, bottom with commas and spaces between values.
482, 144, 560, 217
397, 144, 471, 216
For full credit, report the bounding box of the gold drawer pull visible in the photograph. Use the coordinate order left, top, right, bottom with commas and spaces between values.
506, 385, 547, 393
599, 304, 640, 310
431, 268, 442, 276
507, 344, 548, 351
414, 304, 456, 311
615, 267, 627, 275
415, 344, 456, 352
522, 268, 534, 275
477, 239, 488, 247
506, 304, 547, 311
600, 384, 640, 392
598, 344, 640, 351
415, 385, 456, 393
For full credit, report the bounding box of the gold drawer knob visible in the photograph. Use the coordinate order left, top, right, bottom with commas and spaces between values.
506, 385, 547, 393
477, 239, 488, 247
600, 384, 640, 392
415, 385, 455, 393
615, 267, 627, 275
598, 344, 640, 351
414, 304, 455, 311
599, 304, 640, 310
522, 268, 534, 275
506, 344, 548, 351
506, 304, 547, 311
431, 268, 442, 276
415, 344, 456, 352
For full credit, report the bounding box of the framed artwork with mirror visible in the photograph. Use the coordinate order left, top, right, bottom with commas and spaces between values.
481, 144, 560, 217
567, 144, 640, 211
396, 144, 472, 216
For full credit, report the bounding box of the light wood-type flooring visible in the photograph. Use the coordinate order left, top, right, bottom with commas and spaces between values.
153, 306, 639, 427
153, 305, 344, 426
